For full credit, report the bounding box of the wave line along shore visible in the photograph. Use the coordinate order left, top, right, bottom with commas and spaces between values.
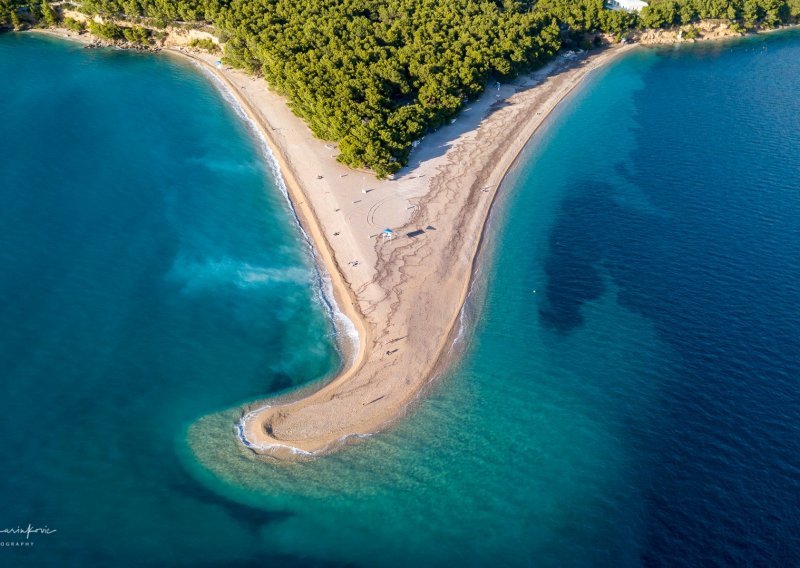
32, 27, 635, 459
190, 44, 637, 460
181, 43, 637, 460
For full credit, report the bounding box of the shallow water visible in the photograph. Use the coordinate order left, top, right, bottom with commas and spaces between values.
190, 31, 800, 566
0, 33, 338, 566
3, 30, 800, 567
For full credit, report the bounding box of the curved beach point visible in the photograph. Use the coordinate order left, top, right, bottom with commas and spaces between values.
172, 43, 635, 459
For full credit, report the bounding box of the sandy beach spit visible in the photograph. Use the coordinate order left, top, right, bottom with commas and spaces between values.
171, 43, 637, 459
30, 26, 634, 459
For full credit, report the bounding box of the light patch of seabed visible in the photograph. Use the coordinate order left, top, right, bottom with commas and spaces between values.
181, 273, 679, 566
179, 48, 678, 566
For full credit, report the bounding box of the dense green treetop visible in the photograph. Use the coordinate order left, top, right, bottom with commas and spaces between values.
217, 0, 562, 174
3, 0, 798, 175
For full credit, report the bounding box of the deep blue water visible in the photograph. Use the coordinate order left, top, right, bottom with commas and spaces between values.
493, 31, 800, 563
535, 36, 800, 563
2, 29, 800, 567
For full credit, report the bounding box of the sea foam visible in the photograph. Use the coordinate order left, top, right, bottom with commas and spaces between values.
194, 61, 360, 364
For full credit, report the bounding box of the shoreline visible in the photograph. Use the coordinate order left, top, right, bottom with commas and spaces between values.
162, 40, 637, 459
24, 25, 786, 460
26, 27, 635, 459
200, 44, 638, 459
214, 25, 798, 459
171, 49, 366, 373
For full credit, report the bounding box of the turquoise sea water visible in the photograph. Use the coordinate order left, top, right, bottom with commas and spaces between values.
0, 33, 338, 566
2, 30, 800, 566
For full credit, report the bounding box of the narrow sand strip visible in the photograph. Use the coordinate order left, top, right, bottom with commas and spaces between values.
31, 28, 634, 459
169, 44, 636, 460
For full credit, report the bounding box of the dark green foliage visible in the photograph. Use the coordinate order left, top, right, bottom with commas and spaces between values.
640, 1, 680, 27
535, 0, 606, 37
0, 0, 18, 27
188, 36, 219, 52
1, 0, 29, 28
217, 0, 563, 175
211, 0, 797, 175
27, 0, 42, 22
40, 0, 58, 26
63, 16, 86, 31
78, 0, 224, 23
122, 23, 149, 42
88, 19, 124, 39
730, 20, 747, 32
85, 19, 149, 42
6, 0, 796, 174
640, 0, 797, 28
600, 8, 640, 36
